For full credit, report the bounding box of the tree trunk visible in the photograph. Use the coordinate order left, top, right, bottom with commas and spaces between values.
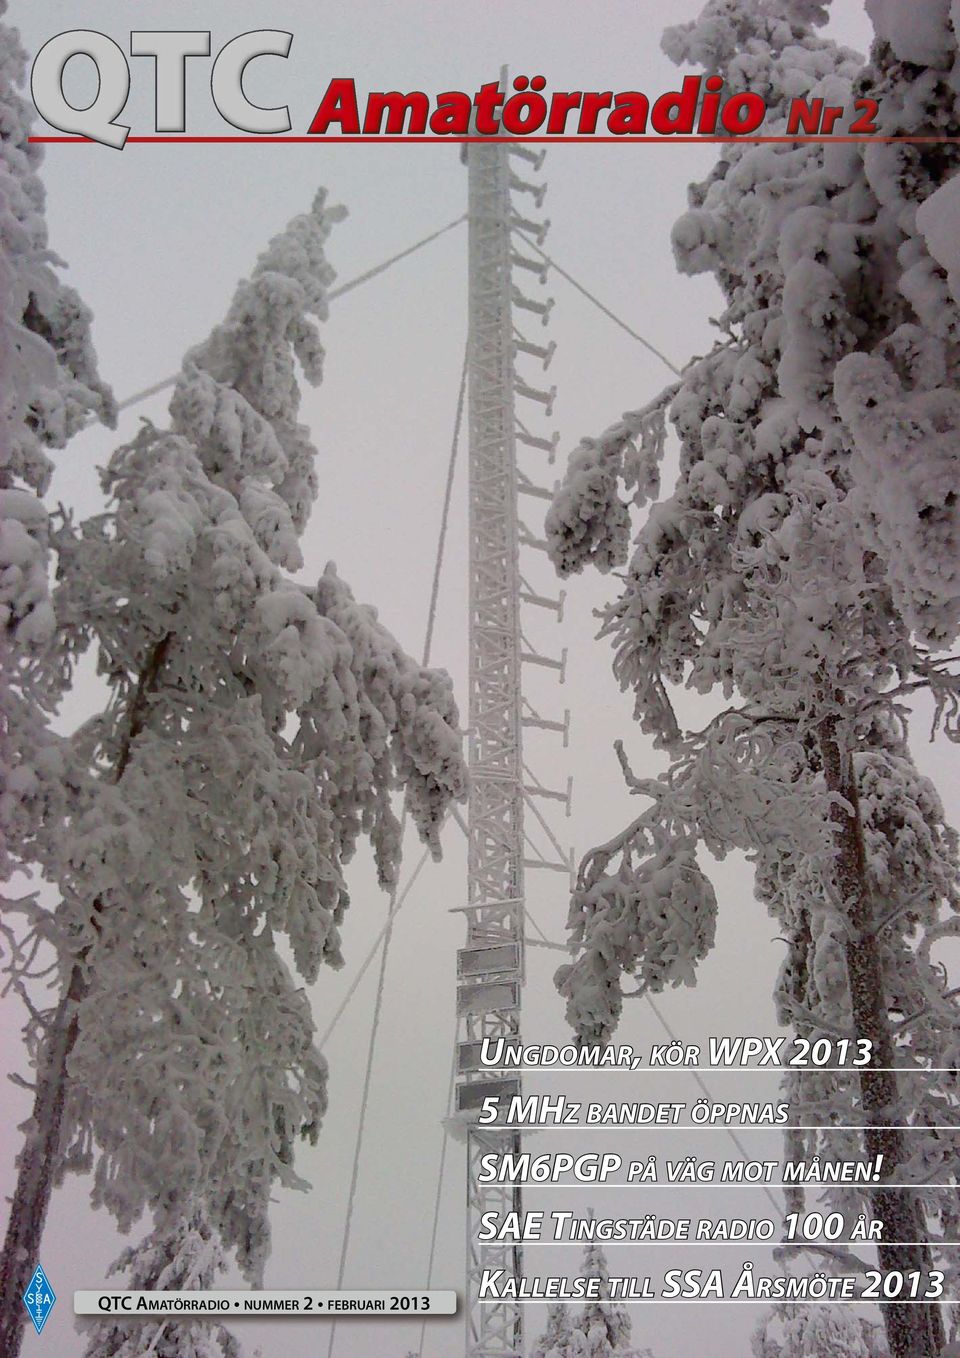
0, 635, 170, 1358
819, 713, 944, 1358
0, 966, 85, 1358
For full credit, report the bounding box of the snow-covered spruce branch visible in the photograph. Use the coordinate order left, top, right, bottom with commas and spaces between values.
0, 0, 115, 880
772, 1241, 874, 1277
557, 717, 838, 1045
531, 1241, 638, 1358
543, 384, 676, 579
1, 183, 467, 1358
0, 11, 118, 1351
547, 3, 960, 1352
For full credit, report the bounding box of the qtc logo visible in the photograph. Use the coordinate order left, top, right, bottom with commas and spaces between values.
23, 1265, 56, 1335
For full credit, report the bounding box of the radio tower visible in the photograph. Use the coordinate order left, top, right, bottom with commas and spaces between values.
455, 129, 572, 1358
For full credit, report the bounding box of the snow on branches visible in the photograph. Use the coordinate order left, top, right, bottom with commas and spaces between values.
0, 1, 114, 881
753, 1301, 888, 1357
544, 388, 672, 578
547, 0, 960, 1018
531, 1242, 644, 1358
547, 3, 960, 1349
79, 1206, 241, 1358
556, 716, 836, 1044
0, 3, 114, 499
30, 189, 465, 1284
576, 1240, 632, 1357
557, 841, 716, 1044
533, 1303, 576, 1358
550, 0, 960, 715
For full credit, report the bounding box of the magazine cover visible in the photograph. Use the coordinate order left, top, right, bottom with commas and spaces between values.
3, 2, 960, 1357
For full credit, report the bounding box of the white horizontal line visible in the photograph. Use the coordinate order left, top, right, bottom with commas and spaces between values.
489, 1067, 959, 1073
479, 1299, 957, 1305
497, 1183, 943, 1188
489, 1125, 960, 1132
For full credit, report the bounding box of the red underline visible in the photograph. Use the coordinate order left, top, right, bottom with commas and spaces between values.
28, 134, 960, 145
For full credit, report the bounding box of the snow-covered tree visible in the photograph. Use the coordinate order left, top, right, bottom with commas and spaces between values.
1, 184, 466, 1358
753, 1303, 888, 1358
565, 1240, 638, 1358
78, 1206, 240, 1358
0, 0, 114, 891
546, 3, 960, 1356
0, 6, 116, 1352
533, 1301, 576, 1358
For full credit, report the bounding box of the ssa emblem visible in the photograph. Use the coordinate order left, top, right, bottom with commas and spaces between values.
23, 1265, 56, 1334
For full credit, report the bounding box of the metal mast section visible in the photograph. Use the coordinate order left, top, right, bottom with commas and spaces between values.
456, 133, 572, 1358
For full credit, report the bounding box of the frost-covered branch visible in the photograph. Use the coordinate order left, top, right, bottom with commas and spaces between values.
3, 179, 467, 1358
547, 3, 960, 1351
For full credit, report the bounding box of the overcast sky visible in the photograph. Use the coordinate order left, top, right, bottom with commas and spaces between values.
2, 4, 912, 1357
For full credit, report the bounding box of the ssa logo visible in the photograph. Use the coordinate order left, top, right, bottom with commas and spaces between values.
23, 1265, 56, 1334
